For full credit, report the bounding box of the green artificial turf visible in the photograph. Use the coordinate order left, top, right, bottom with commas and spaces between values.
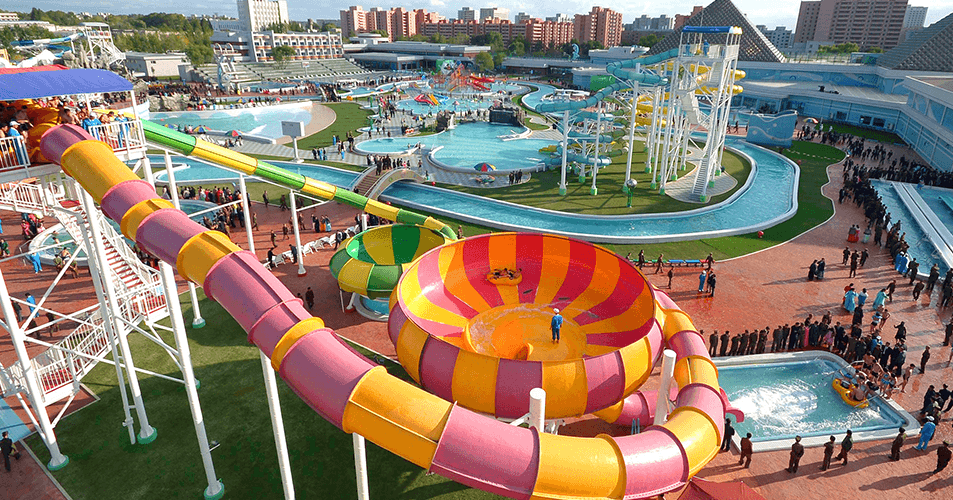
295, 103, 373, 150
825, 123, 904, 144
26, 291, 503, 500
448, 146, 751, 216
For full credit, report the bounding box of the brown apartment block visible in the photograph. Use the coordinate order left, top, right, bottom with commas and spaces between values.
794, 0, 909, 49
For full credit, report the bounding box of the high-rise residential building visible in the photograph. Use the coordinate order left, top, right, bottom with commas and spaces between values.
515, 12, 531, 24
628, 14, 675, 31
340, 6, 368, 37
340, 6, 443, 40
237, 0, 289, 32
574, 6, 624, 47
546, 13, 572, 24
757, 25, 794, 49
900, 5, 928, 40
674, 6, 704, 30
903, 6, 928, 28
793, 0, 909, 50
458, 7, 476, 22
479, 8, 510, 22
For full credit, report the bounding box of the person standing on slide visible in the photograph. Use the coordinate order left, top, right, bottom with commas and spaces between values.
551, 309, 563, 343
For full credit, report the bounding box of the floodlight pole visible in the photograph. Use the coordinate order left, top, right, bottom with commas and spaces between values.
290, 191, 306, 276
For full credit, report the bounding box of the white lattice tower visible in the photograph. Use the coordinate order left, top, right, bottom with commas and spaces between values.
80, 23, 125, 69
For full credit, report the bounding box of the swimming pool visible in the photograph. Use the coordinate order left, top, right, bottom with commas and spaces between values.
382, 139, 799, 243
918, 185, 953, 237
717, 351, 918, 452
357, 122, 556, 171
150, 101, 313, 140
394, 97, 494, 114
871, 180, 951, 276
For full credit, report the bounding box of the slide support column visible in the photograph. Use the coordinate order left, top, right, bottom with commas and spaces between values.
158, 261, 225, 500
529, 388, 546, 431
290, 191, 306, 276
161, 151, 205, 328
260, 352, 296, 499
624, 82, 639, 186
0, 269, 69, 470
591, 101, 601, 196
653, 349, 677, 426
559, 110, 568, 196
353, 433, 370, 500
239, 174, 256, 254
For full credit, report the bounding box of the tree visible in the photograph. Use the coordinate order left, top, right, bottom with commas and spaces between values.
508, 36, 526, 57
638, 34, 660, 48
320, 23, 337, 32
869, 46, 883, 53
266, 21, 305, 33
271, 45, 295, 68
474, 52, 494, 73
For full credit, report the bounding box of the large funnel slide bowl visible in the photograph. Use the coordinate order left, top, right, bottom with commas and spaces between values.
329, 224, 451, 299
388, 233, 660, 419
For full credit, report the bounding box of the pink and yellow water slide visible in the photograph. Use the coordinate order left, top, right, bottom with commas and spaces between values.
42, 123, 730, 499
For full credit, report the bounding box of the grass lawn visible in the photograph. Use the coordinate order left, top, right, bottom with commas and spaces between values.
447, 145, 751, 216
26, 292, 503, 500
397, 141, 843, 261
826, 123, 904, 144
522, 117, 550, 131
295, 103, 373, 150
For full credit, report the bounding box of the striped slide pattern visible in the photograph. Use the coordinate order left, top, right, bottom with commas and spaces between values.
328, 224, 450, 299
43, 124, 724, 500
388, 232, 660, 419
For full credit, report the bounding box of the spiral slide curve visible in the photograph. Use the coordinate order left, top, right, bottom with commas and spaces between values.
42, 124, 726, 499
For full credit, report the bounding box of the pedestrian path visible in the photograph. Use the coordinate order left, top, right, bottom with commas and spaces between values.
663, 165, 738, 203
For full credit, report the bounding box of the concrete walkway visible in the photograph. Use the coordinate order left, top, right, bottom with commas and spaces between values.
662, 164, 738, 203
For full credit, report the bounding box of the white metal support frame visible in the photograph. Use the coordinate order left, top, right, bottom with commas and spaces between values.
158, 261, 225, 500
64, 198, 137, 445
559, 110, 569, 196
0, 269, 69, 470
289, 191, 306, 277
654, 350, 677, 426
159, 152, 206, 328
353, 433, 371, 500
79, 188, 157, 445
239, 174, 296, 500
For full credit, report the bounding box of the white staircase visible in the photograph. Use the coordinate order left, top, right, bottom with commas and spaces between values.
0, 179, 168, 406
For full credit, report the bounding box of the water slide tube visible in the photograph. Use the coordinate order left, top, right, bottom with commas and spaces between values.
328, 224, 451, 299
413, 94, 433, 105
139, 120, 455, 241
542, 146, 611, 167
536, 49, 679, 113
44, 123, 724, 499
10, 32, 84, 49
42, 126, 725, 500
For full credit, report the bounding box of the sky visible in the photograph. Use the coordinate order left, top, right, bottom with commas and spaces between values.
6, 0, 953, 32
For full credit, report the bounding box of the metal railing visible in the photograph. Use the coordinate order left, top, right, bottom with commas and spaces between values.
85, 119, 147, 156
0, 135, 31, 171
0, 181, 54, 213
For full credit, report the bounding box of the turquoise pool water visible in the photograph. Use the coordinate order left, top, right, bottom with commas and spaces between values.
395, 96, 493, 114
357, 122, 556, 171
919, 185, 953, 237
155, 139, 796, 242
381, 139, 796, 240
150, 103, 313, 139
719, 360, 906, 442
871, 180, 950, 276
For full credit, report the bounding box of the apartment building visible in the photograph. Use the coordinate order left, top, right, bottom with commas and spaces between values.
340, 6, 444, 40
793, 0, 909, 50
573, 7, 623, 47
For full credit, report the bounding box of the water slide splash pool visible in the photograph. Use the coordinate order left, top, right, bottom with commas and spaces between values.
47, 123, 728, 499
150, 101, 313, 140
